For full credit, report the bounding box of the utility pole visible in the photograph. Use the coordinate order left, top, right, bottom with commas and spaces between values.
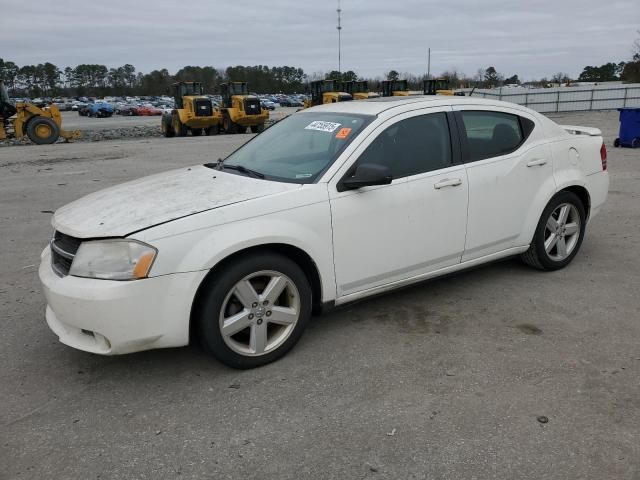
427, 47, 431, 80
337, 0, 342, 73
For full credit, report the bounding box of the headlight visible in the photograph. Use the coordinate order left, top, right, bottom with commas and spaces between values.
69, 240, 157, 280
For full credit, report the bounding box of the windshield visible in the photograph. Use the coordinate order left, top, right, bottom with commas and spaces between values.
220, 112, 373, 183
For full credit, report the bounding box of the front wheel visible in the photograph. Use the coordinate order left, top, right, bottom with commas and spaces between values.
197, 252, 312, 369
251, 124, 265, 134
521, 191, 586, 271
613, 138, 620, 148
204, 124, 219, 135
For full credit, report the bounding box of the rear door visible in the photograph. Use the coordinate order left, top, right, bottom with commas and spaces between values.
453, 106, 556, 261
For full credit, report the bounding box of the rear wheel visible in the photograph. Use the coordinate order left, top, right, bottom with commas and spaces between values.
191, 128, 202, 136
521, 191, 586, 271
613, 138, 620, 148
251, 124, 265, 134
172, 114, 187, 137
223, 114, 237, 134
161, 115, 174, 137
236, 125, 247, 134
632, 138, 640, 149
26, 117, 60, 145
197, 252, 312, 369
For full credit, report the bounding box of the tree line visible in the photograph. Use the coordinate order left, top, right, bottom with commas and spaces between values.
0, 60, 309, 97
2, 36, 639, 98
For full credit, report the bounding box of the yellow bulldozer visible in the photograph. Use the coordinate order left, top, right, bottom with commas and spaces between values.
381, 80, 409, 97
304, 80, 352, 108
340, 80, 370, 100
162, 81, 222, 137
219, 82, 268, 134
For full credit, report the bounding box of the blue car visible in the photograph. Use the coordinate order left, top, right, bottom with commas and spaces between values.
86, 101, 114, 118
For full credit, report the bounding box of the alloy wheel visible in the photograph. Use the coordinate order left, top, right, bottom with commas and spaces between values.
219, 270, 300, 357
544, 203, 581, 261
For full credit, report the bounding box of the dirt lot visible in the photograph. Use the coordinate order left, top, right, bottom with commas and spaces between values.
1, 110, 639, 479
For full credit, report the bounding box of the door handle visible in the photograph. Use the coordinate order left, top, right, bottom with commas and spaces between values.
434, 178, 462, 189
527, 159, 547, 167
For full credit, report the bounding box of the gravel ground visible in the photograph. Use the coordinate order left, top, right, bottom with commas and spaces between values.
0, 110, 639, 480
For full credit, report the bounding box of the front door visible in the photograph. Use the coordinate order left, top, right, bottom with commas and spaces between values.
329, 108, 469, 298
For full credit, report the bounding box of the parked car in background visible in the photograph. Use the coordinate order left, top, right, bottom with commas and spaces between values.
132, 105, 162, 116
86, 102, 114, 118
260, 100, 276, 110
115, 104, 137, 116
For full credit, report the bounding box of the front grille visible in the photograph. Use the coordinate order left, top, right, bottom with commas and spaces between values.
194, 99, 213, 117
244, 98, 261, 115
50, 231, 81, 277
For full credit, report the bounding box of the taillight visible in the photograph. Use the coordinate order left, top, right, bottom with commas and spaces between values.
600, 142, 607, 171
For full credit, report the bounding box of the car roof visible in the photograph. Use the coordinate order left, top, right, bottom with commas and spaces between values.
306, 95, 531, 116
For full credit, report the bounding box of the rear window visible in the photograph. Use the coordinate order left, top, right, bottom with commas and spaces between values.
460, 111, 534, 162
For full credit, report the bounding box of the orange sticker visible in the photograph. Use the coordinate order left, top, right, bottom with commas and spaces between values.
335, 127, 352, 139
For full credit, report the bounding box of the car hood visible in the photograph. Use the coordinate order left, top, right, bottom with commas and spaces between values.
53, 165, 299, 238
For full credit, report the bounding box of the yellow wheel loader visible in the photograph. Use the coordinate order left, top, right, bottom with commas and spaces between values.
162, 82, 222, 138
219, 82, 268, 134
0, 102, 80, 145
304, 80, 352, 108
340, 80, 370, 100
381, 80, 410, 97
423, 78, 465, 96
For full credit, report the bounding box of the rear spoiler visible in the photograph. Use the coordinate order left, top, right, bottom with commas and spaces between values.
561, 125, 602, 136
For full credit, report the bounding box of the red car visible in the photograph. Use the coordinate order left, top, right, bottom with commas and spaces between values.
132, 106, 162, 116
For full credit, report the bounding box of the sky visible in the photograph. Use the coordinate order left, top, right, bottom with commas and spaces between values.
3, 0, 639, 81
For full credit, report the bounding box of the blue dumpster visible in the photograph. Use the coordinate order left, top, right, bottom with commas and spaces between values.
615, 108, 640, 148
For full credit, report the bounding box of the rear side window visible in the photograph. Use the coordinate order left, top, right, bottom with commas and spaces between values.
354, 112, 452, 179
460, 111, 534, 162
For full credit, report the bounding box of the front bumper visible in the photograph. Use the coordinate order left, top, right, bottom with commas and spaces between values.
39, 247, 207, 355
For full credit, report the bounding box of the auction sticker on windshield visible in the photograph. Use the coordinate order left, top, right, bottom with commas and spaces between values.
305, 121, 341, 133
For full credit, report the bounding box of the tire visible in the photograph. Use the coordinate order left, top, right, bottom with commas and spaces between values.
521, 191, 586, 271
26, 116, 60, 145
196, 252, 312, 369
236, 125, 247, 134
161, 115, 174, 138
223, 114, 237, 134
251, 124, 265, 134
632, 138, 640, 149
205, 124, 219, 136
191, 128, 202, 136
173, 114, 187, 137
613, 138, 620, 148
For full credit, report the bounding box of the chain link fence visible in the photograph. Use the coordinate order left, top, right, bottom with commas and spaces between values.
464, 83, 640, 113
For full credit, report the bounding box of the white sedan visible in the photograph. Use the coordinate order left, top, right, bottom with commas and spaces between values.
40, 97, 609, 368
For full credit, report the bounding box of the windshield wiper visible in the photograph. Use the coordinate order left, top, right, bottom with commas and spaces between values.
217, 163, 265, 179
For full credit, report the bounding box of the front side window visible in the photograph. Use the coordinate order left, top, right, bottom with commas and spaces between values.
460, 110, 533, 161
220, 112, 373, 183
352, 112, 452, 179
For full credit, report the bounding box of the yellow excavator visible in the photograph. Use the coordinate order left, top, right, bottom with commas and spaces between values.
341, 80, 370, 100
381, 80, 409, 97
304, 80, 352, 107
162, 81, 222, 137
219, 82, 268, 134
0, 83, 80, 144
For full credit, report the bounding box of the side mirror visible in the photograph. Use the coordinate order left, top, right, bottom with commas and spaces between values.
339, 163, 393, 192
